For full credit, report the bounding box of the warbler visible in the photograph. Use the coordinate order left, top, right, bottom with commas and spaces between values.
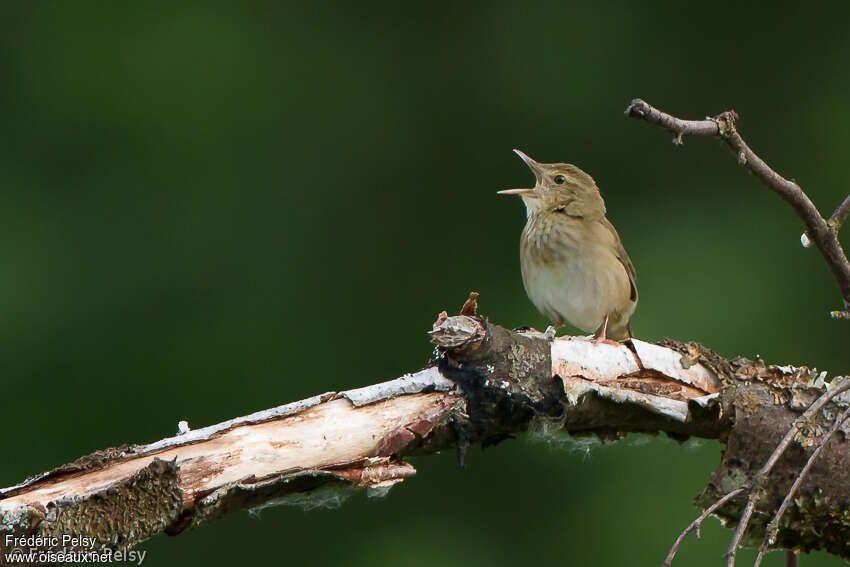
498, 150, 637, 341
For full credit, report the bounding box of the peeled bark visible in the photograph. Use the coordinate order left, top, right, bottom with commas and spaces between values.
1, 312, 847, 561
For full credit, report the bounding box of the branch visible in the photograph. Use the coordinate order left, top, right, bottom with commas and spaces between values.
1, 305, 848, 563
625, 98, 850, 317
0, 369, 462, 546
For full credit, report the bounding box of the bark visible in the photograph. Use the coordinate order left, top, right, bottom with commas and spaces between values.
1, 312, 848, 562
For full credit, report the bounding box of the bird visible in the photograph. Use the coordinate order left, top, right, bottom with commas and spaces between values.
498, 149, 637, 342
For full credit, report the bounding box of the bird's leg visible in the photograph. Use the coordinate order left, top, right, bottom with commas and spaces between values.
593, 315, 620, 346
594, 315, 609, 343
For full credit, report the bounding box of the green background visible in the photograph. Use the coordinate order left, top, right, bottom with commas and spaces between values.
2, 2, 848, 565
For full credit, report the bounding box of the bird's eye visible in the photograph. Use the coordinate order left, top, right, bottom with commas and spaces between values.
554, 175, 566, 184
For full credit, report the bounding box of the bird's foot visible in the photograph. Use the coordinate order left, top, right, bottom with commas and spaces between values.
543, 325, 558, 341
593, 336, 623, 347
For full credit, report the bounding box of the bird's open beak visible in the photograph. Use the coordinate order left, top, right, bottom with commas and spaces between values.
497, 149, 543, 197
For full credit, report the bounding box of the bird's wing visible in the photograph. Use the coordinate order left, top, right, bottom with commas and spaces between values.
600, 217, 638, 302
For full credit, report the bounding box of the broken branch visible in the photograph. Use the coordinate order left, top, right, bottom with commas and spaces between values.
1, 307, 848, 564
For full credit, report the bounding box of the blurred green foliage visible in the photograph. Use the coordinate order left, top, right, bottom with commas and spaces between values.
1, 1, 848, 565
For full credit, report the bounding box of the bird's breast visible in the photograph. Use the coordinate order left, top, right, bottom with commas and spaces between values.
519, 215, 633, 332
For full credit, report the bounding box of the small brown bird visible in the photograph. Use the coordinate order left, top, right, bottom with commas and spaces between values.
498, 150, 637, 341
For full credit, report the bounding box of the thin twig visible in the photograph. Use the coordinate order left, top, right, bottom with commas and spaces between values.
621, 100, 719, 143
625, 98, 850, 317
752, 402, 850, 567
808, 193, 850, 244
828, 194, 850, 232
724, 377, 850, 566
662, 488, 746, 567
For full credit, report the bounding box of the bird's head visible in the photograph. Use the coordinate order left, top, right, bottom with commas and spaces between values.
498, 149, 606, 220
